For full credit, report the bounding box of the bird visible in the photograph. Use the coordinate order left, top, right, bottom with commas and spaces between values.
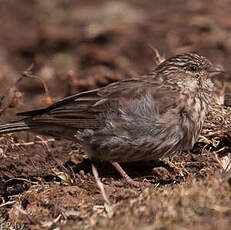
0, 53, 224, 185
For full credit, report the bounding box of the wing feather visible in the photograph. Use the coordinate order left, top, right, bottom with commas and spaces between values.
17, 77, 180, 130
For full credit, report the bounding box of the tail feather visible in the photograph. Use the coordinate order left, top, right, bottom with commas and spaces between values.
0, 120, 31, 134
0, 119, 77, 140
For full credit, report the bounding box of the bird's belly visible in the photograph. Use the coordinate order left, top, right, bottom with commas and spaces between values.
83, 133, 181, 163
79, 103, 206, 163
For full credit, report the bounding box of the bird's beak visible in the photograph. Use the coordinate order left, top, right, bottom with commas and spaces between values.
207, 64, 224, 77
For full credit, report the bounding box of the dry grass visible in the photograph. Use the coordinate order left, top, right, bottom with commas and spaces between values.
1, 1, 231, 229
70, 176, 231, 230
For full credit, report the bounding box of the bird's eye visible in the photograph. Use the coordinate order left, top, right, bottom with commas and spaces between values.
189, 65, 198, 72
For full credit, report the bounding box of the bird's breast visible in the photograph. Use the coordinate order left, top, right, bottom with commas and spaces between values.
178, 95, 208, 150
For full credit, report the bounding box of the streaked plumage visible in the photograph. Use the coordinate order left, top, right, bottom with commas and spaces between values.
0, 53, 224, 183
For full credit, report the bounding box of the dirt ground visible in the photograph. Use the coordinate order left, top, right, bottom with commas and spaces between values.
0, 0, 231, 229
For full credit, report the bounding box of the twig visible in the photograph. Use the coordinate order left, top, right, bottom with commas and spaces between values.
91, 163, 113, 217
5, 177, 38, 185
0, 200, 16, 208
35, 135, 52, 153
21, 64, 49, 97
0, 79, 23, 115
0, 138, 55, 148
147, 44, 166, 66
16, 205, 39, 224
0, 64, 51, 115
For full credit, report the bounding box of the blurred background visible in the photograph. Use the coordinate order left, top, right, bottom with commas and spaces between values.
1, 2, 231, 228
0, 0, 230, 115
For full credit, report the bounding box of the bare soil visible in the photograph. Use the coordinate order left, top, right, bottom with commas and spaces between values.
0, 1, 231, 229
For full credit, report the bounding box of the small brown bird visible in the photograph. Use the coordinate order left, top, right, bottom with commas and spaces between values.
0, 53, 223, 185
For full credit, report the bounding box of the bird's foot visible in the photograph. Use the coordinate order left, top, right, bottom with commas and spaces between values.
112, 162, 140, 187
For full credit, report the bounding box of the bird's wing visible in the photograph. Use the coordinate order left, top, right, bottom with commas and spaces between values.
17, 77, 180, 129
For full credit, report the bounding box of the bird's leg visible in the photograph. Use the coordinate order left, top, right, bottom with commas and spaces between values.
112, 162, 139, 187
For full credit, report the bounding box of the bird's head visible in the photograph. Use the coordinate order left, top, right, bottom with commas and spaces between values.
155, 52, 224, 92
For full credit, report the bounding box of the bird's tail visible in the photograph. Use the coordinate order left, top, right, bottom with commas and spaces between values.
0, 119, 77, 140
0, 120, 31, 134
